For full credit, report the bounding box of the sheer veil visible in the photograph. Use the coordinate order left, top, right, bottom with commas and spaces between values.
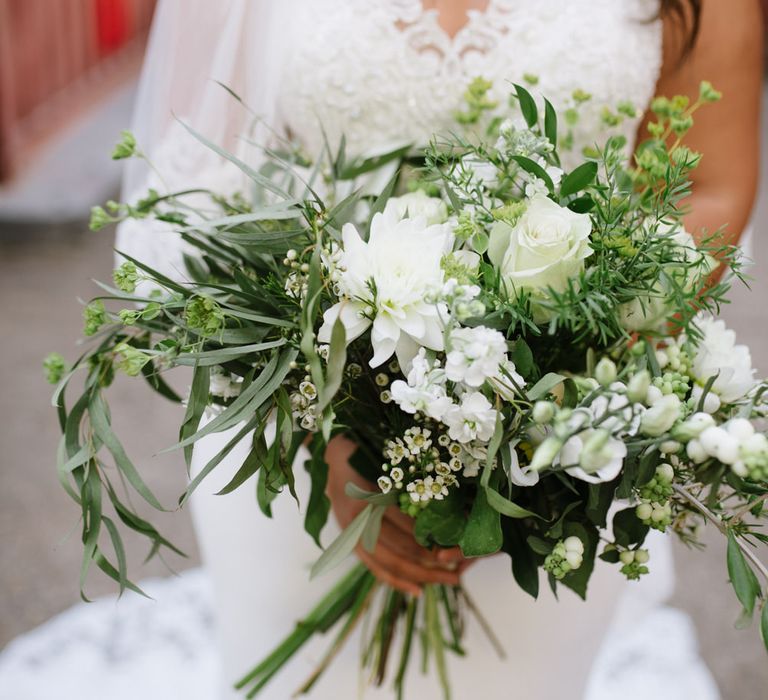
116, 0, 293, 276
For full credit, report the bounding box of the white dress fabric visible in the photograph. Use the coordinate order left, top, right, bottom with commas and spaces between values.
0, 1, 721, 699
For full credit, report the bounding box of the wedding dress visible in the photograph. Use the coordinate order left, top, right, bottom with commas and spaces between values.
0, 1, 721, 699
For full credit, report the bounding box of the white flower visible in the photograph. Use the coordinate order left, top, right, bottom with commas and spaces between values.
487, 194, 592, 302
639, 394, 681, 437
390, 349, 452, 420
443, 391, 497, 444
559, 428, 627, 484
377, 476, 393, 494
383, 190, 449, 225
461, 156, 499, 189
489, 359, 527, 401
445, 326, 508, 387
318, 211, 454, 367
690, 317, 756, 403
209, 370, 242, 399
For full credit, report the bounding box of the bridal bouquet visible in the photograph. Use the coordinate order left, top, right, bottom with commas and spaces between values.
48, 78, 768, 697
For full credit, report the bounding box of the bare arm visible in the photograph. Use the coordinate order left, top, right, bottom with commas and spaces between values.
638, 0, 763, 251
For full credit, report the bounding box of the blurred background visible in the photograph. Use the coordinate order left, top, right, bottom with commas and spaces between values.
0, 1, 767, 698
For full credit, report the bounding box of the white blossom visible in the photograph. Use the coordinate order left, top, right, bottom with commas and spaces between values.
445, 326, 508, 387
318, 210, 454, 367
443, 391, 497, 444
689, 317, 756, 403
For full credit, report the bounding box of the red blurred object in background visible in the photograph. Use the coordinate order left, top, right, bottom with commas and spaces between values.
95, 0, 130, 56
0, 0, 156, 183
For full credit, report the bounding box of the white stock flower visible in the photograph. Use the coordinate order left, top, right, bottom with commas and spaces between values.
690, 317, 756, 403
390, 350, 452, 421
318, 211, 454, 367
488, 194, 592, 302
445, 326, 508, 387
639, 394, 681, 437
489, 359, 527, 402
443, 391, 497, 444
383, 190, 448, 226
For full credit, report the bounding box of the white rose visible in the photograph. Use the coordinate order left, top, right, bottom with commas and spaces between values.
318, 211, 454, 367
488, 194, 592, 301
383, 191, 448, 226
690, 316, 756, 403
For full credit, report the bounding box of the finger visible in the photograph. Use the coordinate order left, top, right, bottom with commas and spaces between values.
375, 518, 443, 566
363, 539, 463, 587
435, 546, 466, 565
355, 548, 422, 596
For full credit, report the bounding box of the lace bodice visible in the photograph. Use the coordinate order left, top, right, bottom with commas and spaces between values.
116, 0, 662, 279
278, 0, 662, 162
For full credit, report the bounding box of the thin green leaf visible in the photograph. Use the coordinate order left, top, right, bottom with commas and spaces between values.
310, 504, 377, 579
727, 531, 761, 618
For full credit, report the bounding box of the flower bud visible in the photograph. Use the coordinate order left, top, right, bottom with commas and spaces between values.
672, 412, 715, 441
532, 401, 556, 424
579, 429, 613, 471
530, 436, 563, 471
627, 370, 651, 403
595, 357, 617, 386
660, 440, 681, 454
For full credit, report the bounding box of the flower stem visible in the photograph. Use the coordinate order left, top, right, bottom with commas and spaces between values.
672, 484, 768, 586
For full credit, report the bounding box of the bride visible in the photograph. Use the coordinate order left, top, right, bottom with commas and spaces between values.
115, 1, 762, 698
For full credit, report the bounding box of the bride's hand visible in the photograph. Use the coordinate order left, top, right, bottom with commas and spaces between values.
325, 435, 473, 596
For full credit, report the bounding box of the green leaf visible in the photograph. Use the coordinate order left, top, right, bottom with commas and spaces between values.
503, 521, 540, 599
508, 338, 535, 378
316, 314, 346, 413
310, 504, 379, 578
360, 503, 386, 553
761, 602, 768, 652
510, 155, 554, 194
215, 432, 268, 496
414, 491, 466, 548
514, 83, 538, 128
178, 119, 291, 200
727, 531, 761, 618
459, 488, 503, 557
304, 437, 331, 547
88, 393, 164, 510
526, 372, 565, 401
181, 413, 263, 504
180, 363, 210, 467
586, 480, 618, 528
485, 486, 539, 519
543, 98, 558, 149
560, 161, 598, 198
612, 507, 649, 549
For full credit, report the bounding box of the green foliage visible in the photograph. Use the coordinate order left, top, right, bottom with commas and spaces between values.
43, 352, 67, 384
111, 130, 137, 160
